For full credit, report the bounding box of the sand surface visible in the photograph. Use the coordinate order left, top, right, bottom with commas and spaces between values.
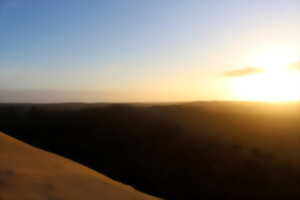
0, 132, 160, 200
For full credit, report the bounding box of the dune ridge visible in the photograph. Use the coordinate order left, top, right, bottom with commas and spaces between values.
0, 132, 160, 200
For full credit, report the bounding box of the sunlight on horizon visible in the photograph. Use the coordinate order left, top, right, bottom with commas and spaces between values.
230, 47, 300, 102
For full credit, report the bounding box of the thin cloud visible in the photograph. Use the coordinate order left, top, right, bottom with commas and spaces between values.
224, 67, 264, 77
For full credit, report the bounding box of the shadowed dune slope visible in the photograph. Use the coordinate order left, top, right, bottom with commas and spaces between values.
0, 132, 160, 200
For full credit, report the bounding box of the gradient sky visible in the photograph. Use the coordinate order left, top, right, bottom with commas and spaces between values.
1, 0, 300, 102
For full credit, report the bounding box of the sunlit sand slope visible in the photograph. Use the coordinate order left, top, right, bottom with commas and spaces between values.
0, 132, 160, 200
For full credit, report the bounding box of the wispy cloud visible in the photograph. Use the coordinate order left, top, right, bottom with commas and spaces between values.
223, 67, 264, 77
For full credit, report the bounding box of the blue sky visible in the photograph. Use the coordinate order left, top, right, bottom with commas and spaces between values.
1, 0, 300, 102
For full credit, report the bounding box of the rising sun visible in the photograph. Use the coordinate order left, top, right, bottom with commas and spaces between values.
231, 47, 300, 102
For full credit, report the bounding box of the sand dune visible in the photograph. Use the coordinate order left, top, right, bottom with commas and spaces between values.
0, 132, 160, 200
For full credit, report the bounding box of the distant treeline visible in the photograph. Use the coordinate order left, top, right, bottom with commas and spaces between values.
0, 102, 300, 199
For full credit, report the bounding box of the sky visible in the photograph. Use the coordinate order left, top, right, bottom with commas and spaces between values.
1, 0, 300, 102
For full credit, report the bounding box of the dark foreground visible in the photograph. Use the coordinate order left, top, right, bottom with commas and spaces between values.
1, 102, 300, 199
0, 132, 160, 200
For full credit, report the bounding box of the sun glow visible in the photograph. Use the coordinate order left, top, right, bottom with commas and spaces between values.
231, 47, 300, 102
249, 47, 299, 71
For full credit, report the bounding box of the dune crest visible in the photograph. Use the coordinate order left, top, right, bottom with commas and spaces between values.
0, 132, 160, 200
